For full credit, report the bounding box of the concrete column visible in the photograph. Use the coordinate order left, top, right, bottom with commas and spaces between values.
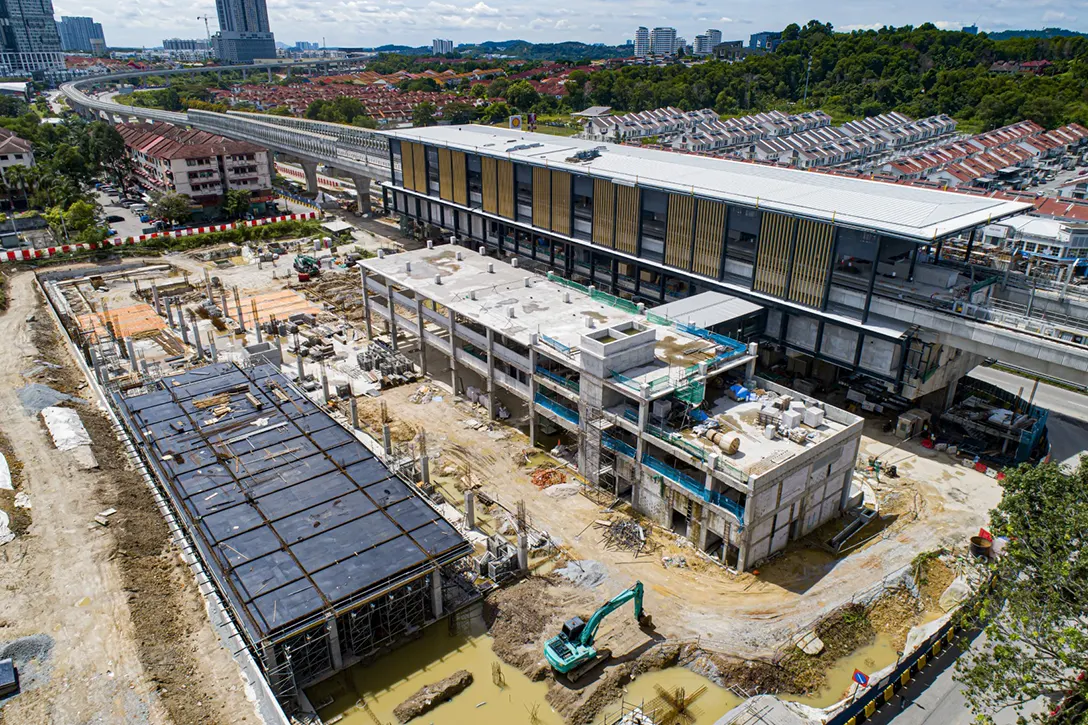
177, 306, 189, 344
191, 317, 204, 360
944, 376, 960, 409
124, 336, 136, 362
266, 151, 276, 186
220, 289, 230, 319
448, 307, 459, 394
301, 160, 319, 194
382, 424, 392, 457
91, 348, 104, 383
485, 328, 496, 420
325, 614, 343, 672
204, 270, 213, 300
528, 341, 539, 447
234, 288, 246, 333
164, 298, 174, 329
464, 490, 475, 530
296, 350, 305, 382
349, 396, 359, 429
351, 175, 372, 214
385, 283, 398, 351
151, 283, 161, 315
415, 298, 427, 374
274, 334, 283, 365
431, 570, 444, 618
321, 366, 330, 403
361, 269, 374, 340
420, 454, 431, 487
517, 532, 529, 572
208, 331, 218, 362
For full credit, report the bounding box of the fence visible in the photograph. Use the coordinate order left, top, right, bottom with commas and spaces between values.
535, 365, 580, 392
642, 452, 747, 524
540, 334, 574, 357
0, 212, 320, 263
534, 392, 579, 424
601, 433, 636, 458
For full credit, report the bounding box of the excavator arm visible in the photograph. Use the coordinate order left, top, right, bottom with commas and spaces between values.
578, 581, 643, 647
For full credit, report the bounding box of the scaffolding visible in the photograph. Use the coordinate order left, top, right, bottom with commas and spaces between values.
581, 404, 618, 505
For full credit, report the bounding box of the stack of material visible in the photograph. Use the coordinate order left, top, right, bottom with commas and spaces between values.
357, 342, 418, 387
598, 519, 650, 555
530, 466, 566, 489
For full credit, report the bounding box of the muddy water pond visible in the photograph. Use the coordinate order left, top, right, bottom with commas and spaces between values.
782, 632, 901, 708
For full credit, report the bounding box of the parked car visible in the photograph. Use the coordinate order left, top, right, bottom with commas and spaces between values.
131, 204, 148, 213
104, 215, 124, 223
139, 214, 151, 223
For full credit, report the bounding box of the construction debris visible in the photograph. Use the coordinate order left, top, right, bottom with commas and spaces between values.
556, 559, 609, 589
661, 555, 688, 569
530, 465, 566, 490
392, 669, 474, 723
598, 519, 651, 555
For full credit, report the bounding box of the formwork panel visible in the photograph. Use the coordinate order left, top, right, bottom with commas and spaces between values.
113, 362, 473, 647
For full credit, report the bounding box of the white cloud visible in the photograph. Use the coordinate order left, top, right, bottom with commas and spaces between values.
588, 24, 603, 31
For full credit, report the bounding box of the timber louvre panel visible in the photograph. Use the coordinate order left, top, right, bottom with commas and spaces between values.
593, 178, 615, 247
450, 150, 467, 206
481, 157, 498, 214
497, 159, 515, 219
754, 211, 795, 298
437, 148, 454, 201
693, 199, 726, 277
665, 194, 695, 269
401, 142, 417, 192
550, 170, 571, 236
412, 143, 427, 194
614, 185, 640, 254
788, 219, 834, 307
532, 166, 551, 229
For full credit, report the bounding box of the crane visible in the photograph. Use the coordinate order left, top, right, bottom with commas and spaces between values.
196, 15, 213, 45
544, 581, 653, 682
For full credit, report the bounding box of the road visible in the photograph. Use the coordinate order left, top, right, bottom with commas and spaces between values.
877, 365, 1087, 725
969, 365, 1088, 469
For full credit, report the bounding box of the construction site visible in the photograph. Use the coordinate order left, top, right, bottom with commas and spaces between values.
0, 227, 1021, 725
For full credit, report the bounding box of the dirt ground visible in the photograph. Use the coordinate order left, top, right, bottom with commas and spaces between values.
0, 271, 257, 724
357, 385, 1002, 661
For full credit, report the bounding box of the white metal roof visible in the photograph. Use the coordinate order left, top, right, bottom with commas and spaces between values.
648, 291, 763, 329
383, 125, 1032, 241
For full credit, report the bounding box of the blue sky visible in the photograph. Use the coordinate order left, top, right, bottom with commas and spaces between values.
56, 0, 1087, 49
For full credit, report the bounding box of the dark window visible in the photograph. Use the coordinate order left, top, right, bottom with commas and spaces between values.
515, 164, 532, 222
467, 154, 482, 208
426, 147, 440, 195
390, 139, 402, 186
572, 176, 593, 241
726, 206, 760, 261
639, 189, 667, 263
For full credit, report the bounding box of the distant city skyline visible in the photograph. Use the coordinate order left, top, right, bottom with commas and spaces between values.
48, 0, 1088, 51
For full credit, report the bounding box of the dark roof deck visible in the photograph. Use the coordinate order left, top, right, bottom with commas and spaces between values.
114, 362, 470, 645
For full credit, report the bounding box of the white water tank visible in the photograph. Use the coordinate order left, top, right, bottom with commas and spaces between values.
803, 406, 825, 428
781, 409, 802, 429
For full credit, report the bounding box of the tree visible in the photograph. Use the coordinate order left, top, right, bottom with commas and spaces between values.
504, 80, 540, 111
487, 77, 510, 98
442, 101, 477, 124
412, 102, 437, 127
956, 458, 1088, 723
222, 189, 251, 220
86, 122, 134, 195
150, 192, 193, 227
470, 83, 488, 99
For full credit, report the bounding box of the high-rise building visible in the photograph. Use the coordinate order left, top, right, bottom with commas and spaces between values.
0, 0, 64, 74
674, 36, 686, 55
163, 38, 211, 51
57, 16, 105, 53
432, 38, 454, 55
705, 28, 722, 48
634, 26, 650, 57
650, 26, 676, 56
749, 31, 782, 51
693, 35, 710, 56
962, 25, 978, 34
293, 40, 319, 51
211, 0, 275, 62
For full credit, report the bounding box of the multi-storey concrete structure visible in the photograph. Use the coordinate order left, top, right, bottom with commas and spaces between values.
212, 0, 275, 62
56, 16, 105, 53
116, 121, 273, 218
749, 31, 781, 51
634, 27, 650, 57
651, 27, 677, 56
0, 0, 64, 74
361, 245, 864, 570
432, 38, 454, 55
377, 125, 1088, 398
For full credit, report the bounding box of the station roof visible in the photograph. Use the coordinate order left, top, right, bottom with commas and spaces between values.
382, 125, 1033, 241
115, 363, 470, 644
647, 292, 763, 330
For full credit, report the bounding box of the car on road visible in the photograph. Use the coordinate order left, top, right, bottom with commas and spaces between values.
104, 214, 125, 223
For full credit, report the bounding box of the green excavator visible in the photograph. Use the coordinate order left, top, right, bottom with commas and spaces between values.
293, 255, 322, 277
544, 581, 653, 682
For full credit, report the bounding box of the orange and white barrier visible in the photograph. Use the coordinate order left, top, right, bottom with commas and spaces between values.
0, 212, 319, 262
